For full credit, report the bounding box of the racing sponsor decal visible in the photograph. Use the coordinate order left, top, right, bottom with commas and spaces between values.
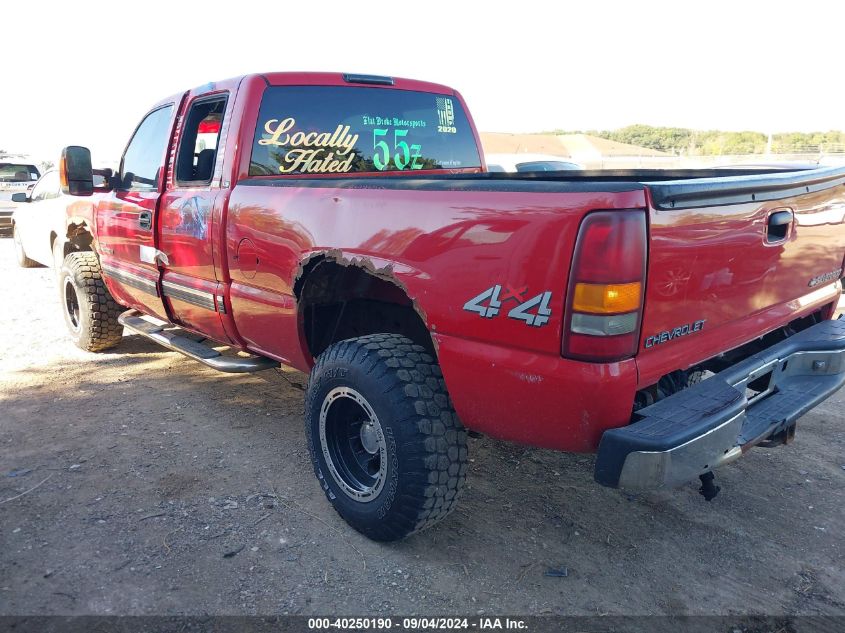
463, 284, 552, 327
808, 268, 843, 288
644, 319, 706, 348
360, 116, 427, 171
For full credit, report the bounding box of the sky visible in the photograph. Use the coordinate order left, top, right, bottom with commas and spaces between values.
3, 0, 844, 165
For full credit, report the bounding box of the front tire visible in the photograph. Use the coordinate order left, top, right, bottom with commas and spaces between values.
13, 225, 39, 268
58, 252, 123, 352
305, 334, 468, 541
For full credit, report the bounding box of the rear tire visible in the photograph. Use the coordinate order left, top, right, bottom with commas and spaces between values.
13, 226, 39, 268
305, 334, 468, 541
58, 252, 123, 352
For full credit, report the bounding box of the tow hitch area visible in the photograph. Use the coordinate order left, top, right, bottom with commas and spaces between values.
758, 422, 797, 448
595, 318, 845, 492
698, 472, 720, 501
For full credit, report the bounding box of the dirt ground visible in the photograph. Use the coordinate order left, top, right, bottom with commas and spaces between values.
1, 235, 844, 617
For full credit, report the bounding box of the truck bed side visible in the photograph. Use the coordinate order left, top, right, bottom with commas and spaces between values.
224, 178, 647, 451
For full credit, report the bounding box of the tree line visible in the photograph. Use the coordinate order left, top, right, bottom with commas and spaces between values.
549, 125, 845, 155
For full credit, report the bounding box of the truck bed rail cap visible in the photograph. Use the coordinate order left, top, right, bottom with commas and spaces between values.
648, 165, 845, 210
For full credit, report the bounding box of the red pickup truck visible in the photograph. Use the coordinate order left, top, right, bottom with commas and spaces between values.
51, 72, 845, 541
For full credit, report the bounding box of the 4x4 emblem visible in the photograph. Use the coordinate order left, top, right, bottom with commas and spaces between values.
463, 284, 552, 327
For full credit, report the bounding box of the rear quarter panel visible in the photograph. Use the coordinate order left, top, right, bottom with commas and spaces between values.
226, 183, 645, 355
225, 181, 646, 450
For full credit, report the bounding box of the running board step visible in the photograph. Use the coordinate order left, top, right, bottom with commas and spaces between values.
118, 310, 279, 373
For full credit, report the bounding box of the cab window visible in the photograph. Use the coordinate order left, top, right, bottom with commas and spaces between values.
29, 171, 61, 201
175, 96, 226, 185
120, 105, 174, 190
249, 86, 481, 176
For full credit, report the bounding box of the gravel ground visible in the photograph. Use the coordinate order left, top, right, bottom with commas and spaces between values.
1, 235, 844, 617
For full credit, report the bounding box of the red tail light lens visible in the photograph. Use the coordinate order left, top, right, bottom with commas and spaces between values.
562, 211, 647, 362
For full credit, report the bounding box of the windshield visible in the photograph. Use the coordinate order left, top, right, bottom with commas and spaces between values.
0, 163, 40, 183
250, 86, 481, 176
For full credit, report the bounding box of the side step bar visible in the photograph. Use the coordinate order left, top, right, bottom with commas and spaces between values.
118, 310, 279, 373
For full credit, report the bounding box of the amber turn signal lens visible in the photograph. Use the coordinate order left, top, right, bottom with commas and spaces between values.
572, 282, 642, 314
58, 156, 68, 189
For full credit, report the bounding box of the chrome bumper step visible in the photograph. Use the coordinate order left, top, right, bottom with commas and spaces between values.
118, 310, 279, 373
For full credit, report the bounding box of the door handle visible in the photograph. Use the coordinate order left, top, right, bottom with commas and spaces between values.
138, 211, 152, 231
768, 210, 793, 227
766, 209, 793, 242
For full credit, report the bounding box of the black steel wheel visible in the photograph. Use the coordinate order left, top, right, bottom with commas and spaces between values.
63, 275, 82, 334
319, 386, 387, 502
57, 252, 123, 352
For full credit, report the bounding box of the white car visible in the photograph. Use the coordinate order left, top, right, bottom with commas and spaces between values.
11, 170, 68, 268
0, 160, 41, 233
485, 153, 581, 173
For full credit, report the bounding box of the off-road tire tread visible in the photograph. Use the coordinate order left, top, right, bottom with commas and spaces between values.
306, 333, 468, 541
62, 252, 123, 352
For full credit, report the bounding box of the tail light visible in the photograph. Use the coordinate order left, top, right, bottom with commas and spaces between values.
562, 210, 647, 362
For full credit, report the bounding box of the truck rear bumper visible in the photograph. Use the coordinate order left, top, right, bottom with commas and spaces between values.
595, 317, 845, 490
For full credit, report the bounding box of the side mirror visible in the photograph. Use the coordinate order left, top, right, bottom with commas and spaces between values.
11, 192, 28, 203
93, 167, 115, 190
60, 146, 94, 196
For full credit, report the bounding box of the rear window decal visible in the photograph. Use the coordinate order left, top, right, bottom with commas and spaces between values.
249, 86, 481, 176
258, 117, 360, 174
436, 97, 456, 134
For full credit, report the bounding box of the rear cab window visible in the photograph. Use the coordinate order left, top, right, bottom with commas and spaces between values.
175, 96, 226, 185
249, 86, 481, 176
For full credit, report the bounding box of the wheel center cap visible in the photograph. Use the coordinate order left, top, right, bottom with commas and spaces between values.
359, 422, 380, 455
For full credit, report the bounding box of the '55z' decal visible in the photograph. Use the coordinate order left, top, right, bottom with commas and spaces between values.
463, 285, 552, 327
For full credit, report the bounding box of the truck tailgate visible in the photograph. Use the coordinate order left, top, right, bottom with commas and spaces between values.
637, 167, 845, 386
